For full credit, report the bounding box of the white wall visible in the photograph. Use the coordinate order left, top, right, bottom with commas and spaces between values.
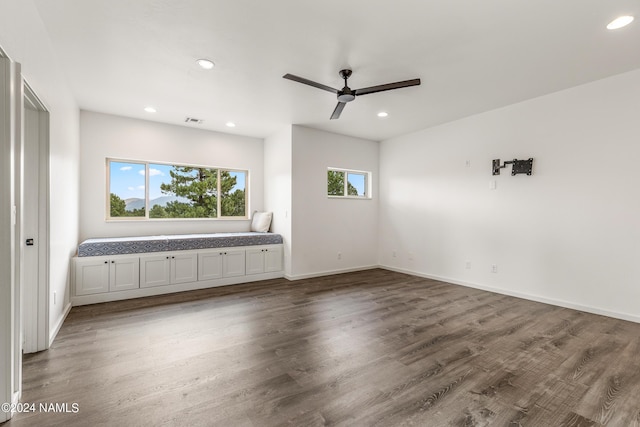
79, 111, 264, 240
291, 126, 379, 278
379, 69, 640, 322
0, 0, 80, 343
264, 125, 293, 276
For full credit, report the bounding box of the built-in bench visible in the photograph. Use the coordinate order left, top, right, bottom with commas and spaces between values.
73, 232, 284, 306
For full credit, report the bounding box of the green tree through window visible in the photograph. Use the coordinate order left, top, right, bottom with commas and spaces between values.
110, 193, 126, 217
159, 166, 218, 218
221, 171, 246, 216
110, 193, 145, 217
327, 170, 359, 196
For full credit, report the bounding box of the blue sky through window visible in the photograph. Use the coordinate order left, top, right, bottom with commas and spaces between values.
148, 164, 173, 200
347, 172, 365, 196
110, 161, 246, 201
109, 161, 145, 200
228, 171, 246, 192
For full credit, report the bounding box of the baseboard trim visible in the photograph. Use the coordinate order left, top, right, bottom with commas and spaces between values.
285, 265, 378, 281
49, 301, 72, 346
380, 265, 640, 324
65, 261, 640, 326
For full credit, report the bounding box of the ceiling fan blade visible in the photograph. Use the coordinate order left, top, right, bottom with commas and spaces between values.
283, 74, 338, 94
330, 102, 346, 120
354, 78, 421, 96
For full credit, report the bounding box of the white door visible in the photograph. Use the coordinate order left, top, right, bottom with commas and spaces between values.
264, 247, 283, 273
74, 258, 110, 295
223, 250, 246, 277
198, 251, 223, 281
171, 253, 198, 284
245, 248, 265, 275
140, 255, 171, 288
22, 102, 49, 353
109, 257, 140, 292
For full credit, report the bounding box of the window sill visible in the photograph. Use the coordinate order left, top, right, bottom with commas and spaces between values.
105, 217, 250, 223
327, 196, 372, 200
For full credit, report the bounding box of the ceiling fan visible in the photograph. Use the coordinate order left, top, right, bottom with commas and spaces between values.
283, 69, 421, 120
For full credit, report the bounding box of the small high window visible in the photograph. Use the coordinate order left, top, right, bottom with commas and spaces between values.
327, 168, 371, 199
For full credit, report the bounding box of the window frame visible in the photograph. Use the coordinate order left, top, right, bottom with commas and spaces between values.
106, 158, 249, 221
327, 167, 372, 200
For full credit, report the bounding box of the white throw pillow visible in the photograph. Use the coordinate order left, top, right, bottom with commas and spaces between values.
250, 211, 273, 232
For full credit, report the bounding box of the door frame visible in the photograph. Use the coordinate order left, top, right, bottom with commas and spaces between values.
0, 55, 23, 423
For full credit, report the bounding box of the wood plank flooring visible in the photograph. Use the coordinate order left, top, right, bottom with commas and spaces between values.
6, 269, 640, 426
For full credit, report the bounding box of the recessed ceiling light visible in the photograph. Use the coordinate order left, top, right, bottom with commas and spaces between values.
196, 59, 215, 70
377, 112, 389, 118
144, 106, 156, 113
607, 15, 634, 30
225, 122, 236, 128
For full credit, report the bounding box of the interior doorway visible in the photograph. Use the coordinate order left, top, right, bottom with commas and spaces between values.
1, 53, 50, 423
22, 83, 50, 353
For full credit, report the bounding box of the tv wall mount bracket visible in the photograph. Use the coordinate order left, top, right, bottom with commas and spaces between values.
492, 158, 533, 176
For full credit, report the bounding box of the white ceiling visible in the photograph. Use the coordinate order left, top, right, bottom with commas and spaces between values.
33, 0, 640, 141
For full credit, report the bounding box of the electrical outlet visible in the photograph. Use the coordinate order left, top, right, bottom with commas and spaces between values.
409, 252, 414, 261
337, 252, 342, 260
392, 250, 397, 258
465, 160, 471, 168
491, 264, 498, 273
465, 261, 471, 269
489, 180, 497, 190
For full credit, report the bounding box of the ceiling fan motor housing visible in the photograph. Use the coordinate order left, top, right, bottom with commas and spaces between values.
337, 69, 355, 102
338, 88, 356, 102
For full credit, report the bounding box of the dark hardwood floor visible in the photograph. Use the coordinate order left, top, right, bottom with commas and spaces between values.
6, 269, 640, 426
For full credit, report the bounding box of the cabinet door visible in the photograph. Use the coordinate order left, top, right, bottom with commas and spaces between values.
109, 257, 140, 292
223, 250, 246, 277
75, 258, 110, 295
171, 252, 198, 284
198, 251, 223, 281
140, 255, 171, 288
264, 247, 283, 273
245, 249, 264, 275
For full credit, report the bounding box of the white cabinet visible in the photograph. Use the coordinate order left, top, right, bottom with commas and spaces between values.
75, 256, 139, 295
140, 252, 198, 288
139, 255, 170, 288
264, 247, 284, 273
246, 246, 283, 275
198, 249, 246, 280
73, 244, 283, 304
110, 258, 141, 292
75, 258, 109, 295
198, 251, 223, 280
172, 252, 199, 284
223, 249, 246, 277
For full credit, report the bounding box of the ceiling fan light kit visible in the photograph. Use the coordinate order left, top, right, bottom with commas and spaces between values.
283, 69, 420, 120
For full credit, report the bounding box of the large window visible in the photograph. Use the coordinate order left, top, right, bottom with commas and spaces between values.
327, 168, 371, 198
108, 159, 247, 220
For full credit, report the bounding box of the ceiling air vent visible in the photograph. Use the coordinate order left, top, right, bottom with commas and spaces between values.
185, 117, 203, 124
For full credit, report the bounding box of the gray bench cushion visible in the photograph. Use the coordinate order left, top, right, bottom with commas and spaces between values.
78, 232, 283, 257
